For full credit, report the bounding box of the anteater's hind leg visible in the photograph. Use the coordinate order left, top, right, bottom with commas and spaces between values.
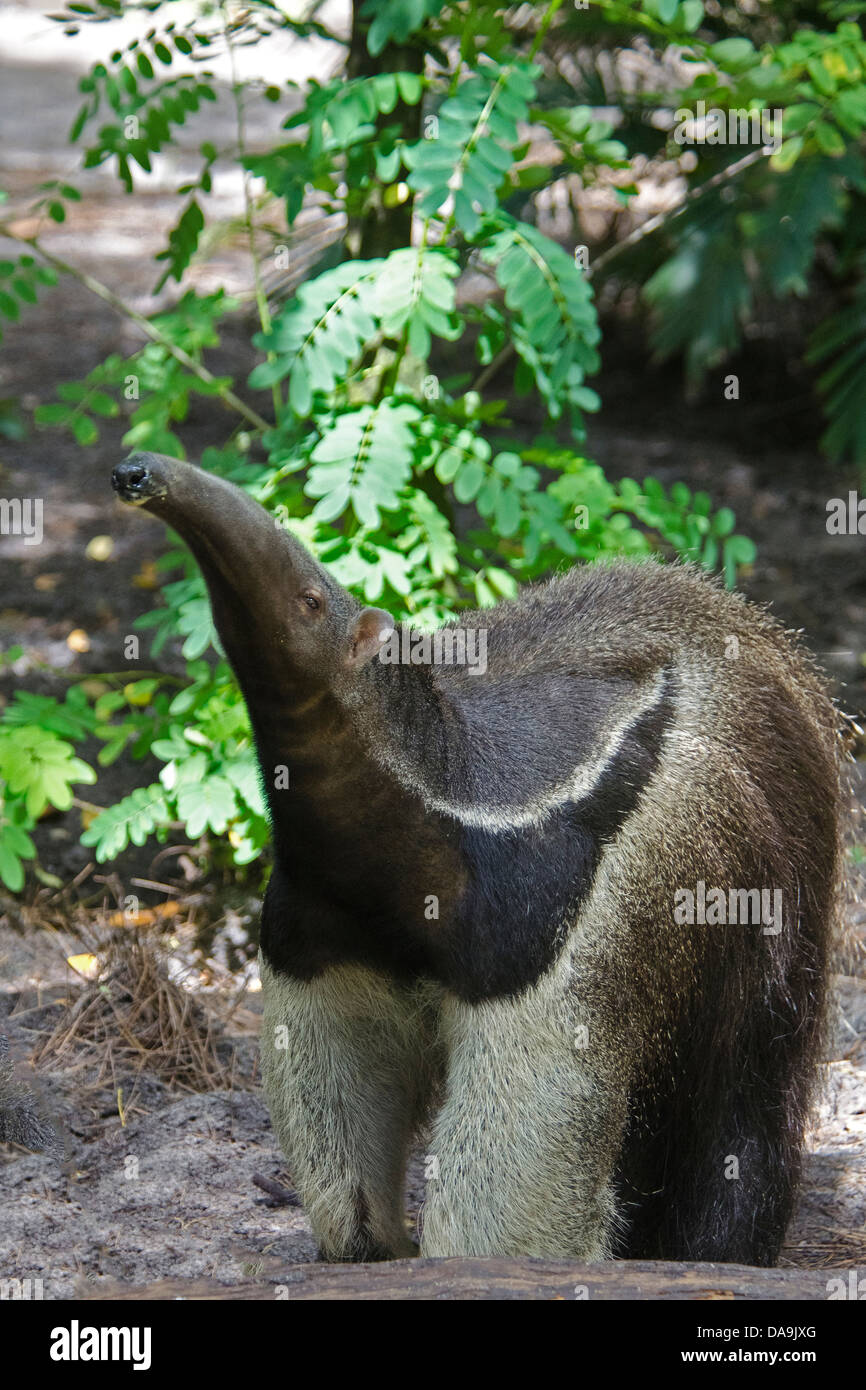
616, 1091, 802, 1265
260, 959, 440, 1262
615, 947, 822, 1267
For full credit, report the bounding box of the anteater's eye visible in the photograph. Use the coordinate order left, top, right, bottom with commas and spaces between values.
302, 593, 320, 611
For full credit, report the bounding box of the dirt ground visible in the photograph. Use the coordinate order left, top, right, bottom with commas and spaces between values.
1, 7, 865, 1296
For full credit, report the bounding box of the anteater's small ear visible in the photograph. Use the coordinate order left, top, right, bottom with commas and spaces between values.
346, 608, 395, 669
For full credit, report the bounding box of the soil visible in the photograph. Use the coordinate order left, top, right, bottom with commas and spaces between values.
0, 6, 864, 1296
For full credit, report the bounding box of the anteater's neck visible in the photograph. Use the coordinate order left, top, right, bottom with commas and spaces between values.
237, 638, 452, 852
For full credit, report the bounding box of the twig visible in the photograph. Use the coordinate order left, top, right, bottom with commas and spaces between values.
470, 146, 771, 394
0, 224, 270, 433
252, 1172, 301, 1206
530, 0, 567, 60
223, 5, 283, 424
590, 146, 770, 278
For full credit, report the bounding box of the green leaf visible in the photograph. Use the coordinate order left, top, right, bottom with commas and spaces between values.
477, 216, 600, 419
806, 57, 836, 97
176, 775, 238, 838
709, 38, 756, 70
644, 198, 752, 383
404, 59, 538, 234
224, 754, 267, 819
770, 136, 805, 171
0, 727, 95, 819
176, 597, 218, 659
739, 156, 846, 297
34, 403, 73, 426
453, 456, 485, 503
814, 121, 845, 156
0, 840, 25, 892
808, 277, 866, 467
81, 784, 171, 860
252, 260, 383, 412
782, 103, 821, 136
374, 248, 461, 357
72, 414, 99, 446
88, 390, 119, 418
154, 197, 205, 287
362, 0, 447, 57
306, 401, 422, 527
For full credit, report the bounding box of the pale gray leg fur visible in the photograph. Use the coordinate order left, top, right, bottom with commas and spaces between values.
260, 956, 441, 1260
420, 953, 625, 1259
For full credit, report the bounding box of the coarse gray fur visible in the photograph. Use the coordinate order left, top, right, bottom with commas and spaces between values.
113, 453, 845, 1264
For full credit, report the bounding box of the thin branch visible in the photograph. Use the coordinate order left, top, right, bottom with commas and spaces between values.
530, 0, 567, 60
470, 146, 772, 394
589, 146, 769, 278
0, 224, 271, 433
223, 4, 283, 424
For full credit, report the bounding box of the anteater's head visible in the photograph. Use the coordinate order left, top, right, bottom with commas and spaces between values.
112, 453, 395, 692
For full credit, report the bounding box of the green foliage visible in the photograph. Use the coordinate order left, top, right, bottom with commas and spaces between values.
405, 58, 538, 236
477, 217, 600, 424
306, 401, 424, 526
625, 10, 866, 451
34, 290, 236, 454
0, 716, 96, 891
16, 0, 848, 893
80, 784, 172, 862
0, 255, 58, 341
807, 270, 866, 464
250, 260, 386, 410
155, 142, 216, 289
361, 0, 448, 56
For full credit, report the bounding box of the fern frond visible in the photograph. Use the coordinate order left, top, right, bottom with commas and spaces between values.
250, 260, 384, 414
404, 58, 538, 237
644, 197, 751, 382
305, 401, 423, 526
740, 154, 849, 296
477, 216, 600, 421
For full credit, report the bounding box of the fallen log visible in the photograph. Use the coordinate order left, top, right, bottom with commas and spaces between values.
79, 1257, 842, 1301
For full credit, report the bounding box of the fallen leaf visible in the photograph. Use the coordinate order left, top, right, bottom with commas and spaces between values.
106, 900, 182, 928
133, 561, 160, 590
86, 535, 114, 561
67, 953, 99, 980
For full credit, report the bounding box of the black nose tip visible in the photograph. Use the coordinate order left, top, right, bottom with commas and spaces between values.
112, 461, 148, 489
112, 454, 159, 502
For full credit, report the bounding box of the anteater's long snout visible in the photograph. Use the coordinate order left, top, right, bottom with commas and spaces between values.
112, 452, 175, 504
111, 451, 296, 581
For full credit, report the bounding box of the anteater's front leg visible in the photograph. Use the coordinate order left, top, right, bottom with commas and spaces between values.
260, 958, 439, 1261
420, 959, 627, 1260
